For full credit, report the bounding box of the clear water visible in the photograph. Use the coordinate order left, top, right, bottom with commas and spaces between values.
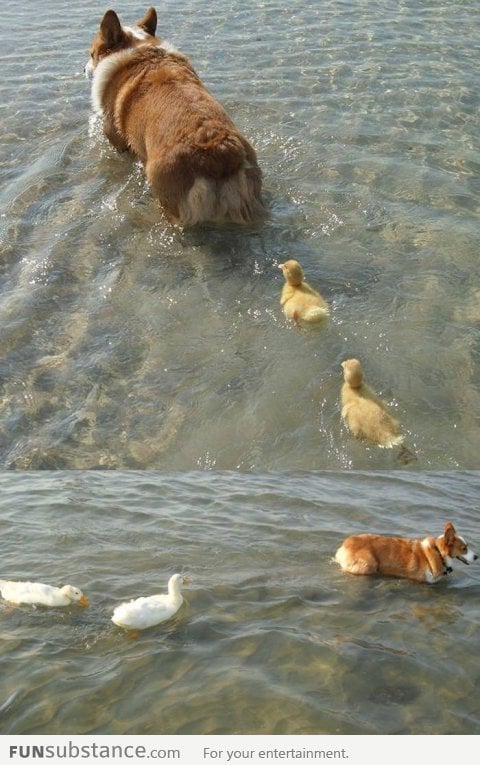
0, 0, 479, 737
0, 0, 479, 469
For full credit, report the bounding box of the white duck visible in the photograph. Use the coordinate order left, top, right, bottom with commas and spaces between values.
112, 573, 188, 631
0, 579, 89, 607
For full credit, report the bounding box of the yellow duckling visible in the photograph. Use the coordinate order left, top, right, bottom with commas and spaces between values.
0, 579, 89, 607
340, 359, 414, 461
279, 259, 329, 326
112, 573, 188, 632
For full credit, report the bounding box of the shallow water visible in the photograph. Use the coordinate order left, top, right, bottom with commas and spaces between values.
1, 0, 479, 469
0, 471, 479, 735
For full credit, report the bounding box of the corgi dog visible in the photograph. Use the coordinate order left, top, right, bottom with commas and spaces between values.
335, 522, 477, 583
85, 7, 265, 226
340, 358, 415, 461
279, 259, 329, 326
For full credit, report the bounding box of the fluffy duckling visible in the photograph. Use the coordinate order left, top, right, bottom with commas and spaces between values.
340, 358, 415, 461
279, 259, 329, 326
0, 579, 89, 607
112, 573, 188, 632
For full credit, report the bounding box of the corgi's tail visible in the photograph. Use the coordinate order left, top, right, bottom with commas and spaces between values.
177, 168, 267, 226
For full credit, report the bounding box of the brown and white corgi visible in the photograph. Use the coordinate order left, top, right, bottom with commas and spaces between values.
335, 522, 477, 583
279, 259, 329, 326
85, 7, 265, 226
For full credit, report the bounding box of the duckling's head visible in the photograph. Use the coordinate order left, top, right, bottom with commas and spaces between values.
61, 585, 89, 607
279, 259, 304, 286
341, 358, 363, 388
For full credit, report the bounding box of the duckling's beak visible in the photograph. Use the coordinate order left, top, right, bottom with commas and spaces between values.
182, 577, 192, 585
278, 263, 285, 270
79, 595, 90, 607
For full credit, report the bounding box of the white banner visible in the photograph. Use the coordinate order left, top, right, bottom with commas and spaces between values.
0, 735, 476, 765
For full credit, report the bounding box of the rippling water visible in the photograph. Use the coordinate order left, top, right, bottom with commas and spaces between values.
1, 0, 479, 469
1, 471, 479, 735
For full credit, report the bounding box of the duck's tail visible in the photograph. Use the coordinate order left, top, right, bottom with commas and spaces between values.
303, 306, 330, 322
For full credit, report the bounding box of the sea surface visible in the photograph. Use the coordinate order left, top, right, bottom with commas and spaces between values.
0, 470, 479, 735
0, 0, 479, 739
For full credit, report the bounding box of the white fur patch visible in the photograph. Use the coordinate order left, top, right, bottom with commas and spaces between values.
176, 169, 261, 226
91, 49, 136, 114
463, 548, 477, 563
157, 39, 178, 54
85, 59, 94, 80
456, 535, 477, 562
89, 40, 178, 114
334, 546, 350, 570
123, 25, 150, 41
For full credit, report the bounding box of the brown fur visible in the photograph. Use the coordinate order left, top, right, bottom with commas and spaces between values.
335, 522, 477, 583
87, 7, 265, 226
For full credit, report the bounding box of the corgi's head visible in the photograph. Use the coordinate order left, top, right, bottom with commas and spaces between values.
85, 6, 158, 78
341, 358, 363, 388
279, 259, 304, 287
439, 522, 477, 567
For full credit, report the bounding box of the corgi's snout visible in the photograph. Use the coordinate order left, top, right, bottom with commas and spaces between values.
457, 550, 478, 565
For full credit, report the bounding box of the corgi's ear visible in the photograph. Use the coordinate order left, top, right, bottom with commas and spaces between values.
100, 10, 125, 48
444, 522, 456, 544
137, 7, 157, 36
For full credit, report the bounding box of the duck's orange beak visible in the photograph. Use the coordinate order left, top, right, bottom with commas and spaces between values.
79, 595, 90, 607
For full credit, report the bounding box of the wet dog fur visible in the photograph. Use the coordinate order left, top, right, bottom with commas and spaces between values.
86, 7, 265, 226
335, 521, 477, 583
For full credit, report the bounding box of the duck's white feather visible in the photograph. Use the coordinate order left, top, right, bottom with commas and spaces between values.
0, 580, 89, 607
112, 573, 186, 631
